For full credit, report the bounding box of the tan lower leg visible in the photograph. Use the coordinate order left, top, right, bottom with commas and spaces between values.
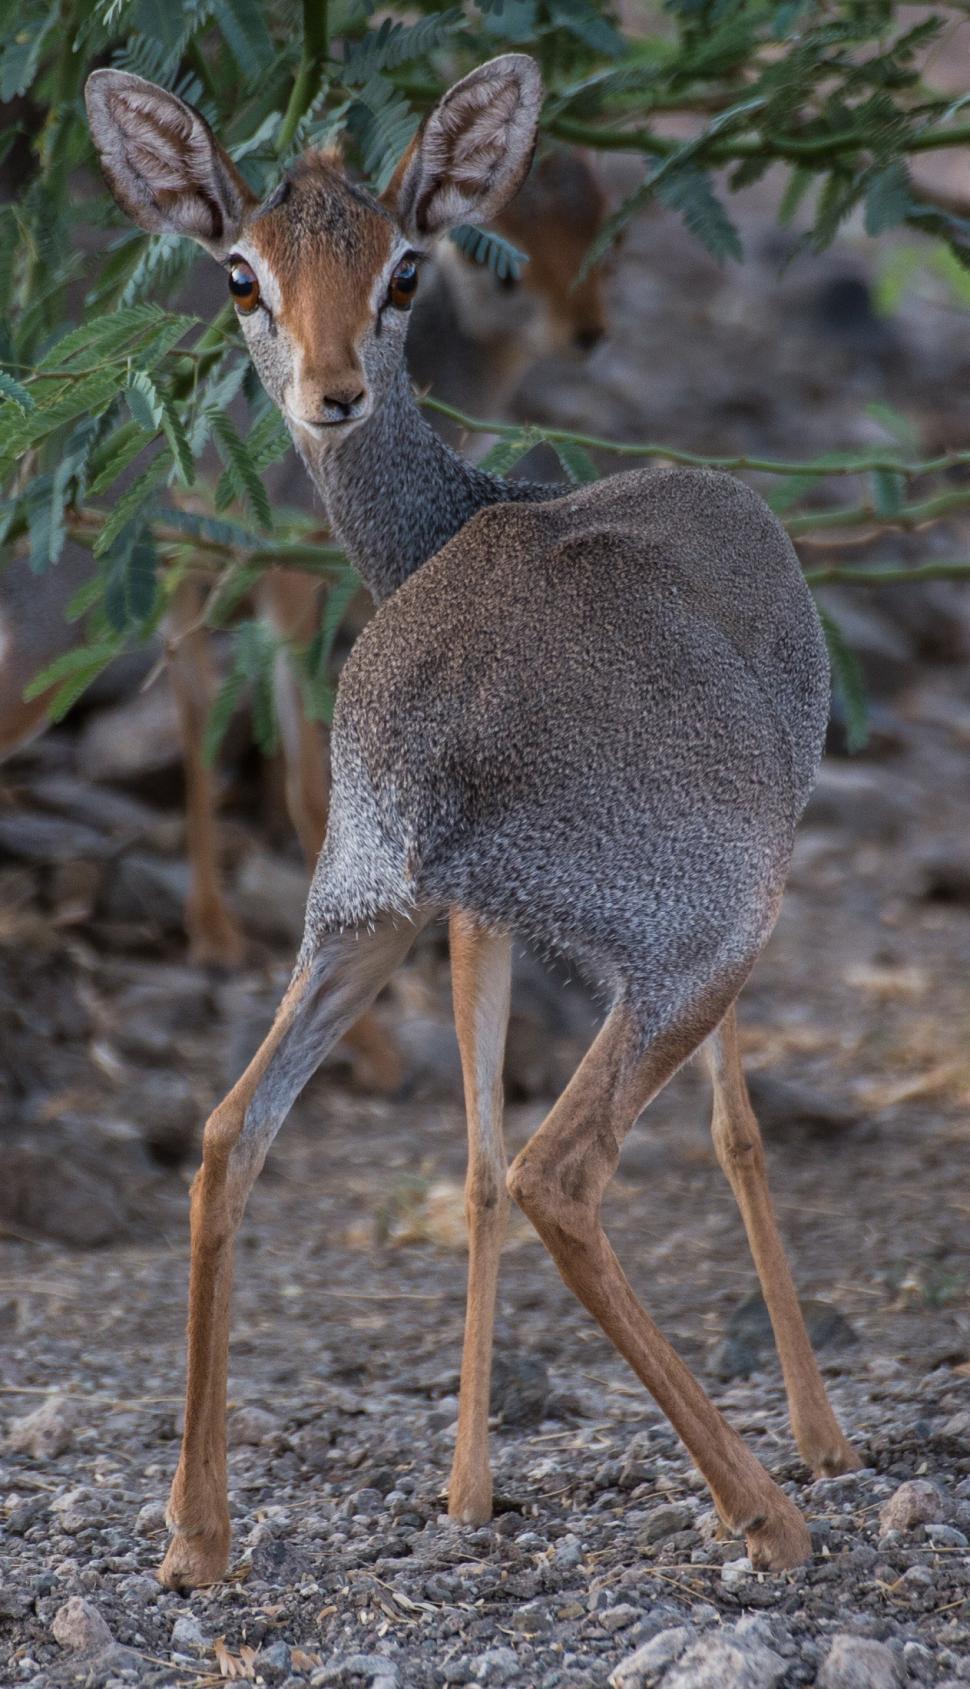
508, 1003, 811, 1570
447, 911, 512, 1523
706, 1005, 860, 1477
159, 973, 308, 1591
159, 918, 422, 1591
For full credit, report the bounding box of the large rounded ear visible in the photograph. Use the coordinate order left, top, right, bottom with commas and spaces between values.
383, 55, 542, 241
85, 70, 257, 255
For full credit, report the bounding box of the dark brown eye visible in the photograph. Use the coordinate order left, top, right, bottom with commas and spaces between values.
228, 256, 261, 315
387, 255, 419, 311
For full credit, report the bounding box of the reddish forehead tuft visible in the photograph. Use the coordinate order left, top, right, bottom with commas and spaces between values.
247, 159, 394, 347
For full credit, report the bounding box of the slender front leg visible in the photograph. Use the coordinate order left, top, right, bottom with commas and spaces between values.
508, 999, 812, 1571
160, 915, 424, 1592
706, 1005, 860, 1477
167, 579, 244, 967
258, 570, 401, 1096
447, 911, 512, 1523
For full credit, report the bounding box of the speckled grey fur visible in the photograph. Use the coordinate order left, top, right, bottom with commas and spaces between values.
302, 367, 549, 601
300, 391, 829, 1030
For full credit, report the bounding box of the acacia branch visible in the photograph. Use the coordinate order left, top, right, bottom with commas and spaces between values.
419, 394, 970, 481
549, 113, 970, 164
805, 560, 970, 586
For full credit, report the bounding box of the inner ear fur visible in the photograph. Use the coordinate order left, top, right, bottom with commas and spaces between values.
85, 70, 257, 252
384, 54, 543, 240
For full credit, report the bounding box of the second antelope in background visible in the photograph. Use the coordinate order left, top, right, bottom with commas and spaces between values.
87, 51, 859, 1596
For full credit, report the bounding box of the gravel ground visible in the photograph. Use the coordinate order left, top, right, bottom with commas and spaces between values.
2, 672, 970, 1686
2, 159, 970, 1689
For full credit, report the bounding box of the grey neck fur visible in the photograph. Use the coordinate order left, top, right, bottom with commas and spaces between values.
298, 367, 555, 602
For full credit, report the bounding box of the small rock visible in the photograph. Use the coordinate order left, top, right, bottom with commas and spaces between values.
100, 851, 188, 931
256, 1640, 292, 1681
171, 1614, 205, 1651
510, 1599, 552, 1635
52, 1596, 113, 1653
0, 1586, 32, 1621
50, 1486, 103, 1534
491, 1351, 551, 1427
0, 812, 112, 864
228, 1404, 277, 1447
310, 1657, 399, 1687
7, 1394, 78, 1458
879, 1478, 949, 1533
609, 1626, 693, 1688
639, 1502, 691, 1545
134, 1500, 168, 1536
0, 1121, 151, 1246
473, 1647, 520, 1684
721, 1556, 753, 1589
746, 1072, 858, 1140
713, 1291, 856, 1380
601, 1604, 639, 1633
902, 1641, 936, 1678
666, 1634, 786, 1689
897, 1565, 934, 1593
926, 1523, 968, 1547
816, 1634, 902, 1688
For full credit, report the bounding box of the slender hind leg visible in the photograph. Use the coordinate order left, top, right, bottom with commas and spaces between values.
508, 996, 812, 1571
706, 1005, 860, 1477
167, 579, 244, 967
447, 911, 512, 1523
159, 914, 425, 1592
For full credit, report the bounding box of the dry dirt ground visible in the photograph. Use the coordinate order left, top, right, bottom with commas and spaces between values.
2, 170, 970, 1689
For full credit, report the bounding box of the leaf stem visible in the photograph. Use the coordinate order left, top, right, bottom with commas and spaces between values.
418, 394, 970, 481
277, 0, 330, 157
806, 560, 970, 586
549, 114, 970, 164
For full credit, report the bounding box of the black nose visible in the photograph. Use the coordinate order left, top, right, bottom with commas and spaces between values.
574, 326, 604, 352
324, 390, 366, 418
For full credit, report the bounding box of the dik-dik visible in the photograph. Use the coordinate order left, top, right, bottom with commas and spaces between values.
86, 53, 859, 1592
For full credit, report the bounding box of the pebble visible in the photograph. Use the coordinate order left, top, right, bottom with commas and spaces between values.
927, 1523, 968, 1547
721, 1555, 753, 1588
310, 1655, 400, 1686
600, 1604, 639, 1634
51, 1596, 113, 1653
816, 1633, 902, 1688
609, 1626, 693, 1688
473, 1646, 521, 1683
878, 1478, 949, 1532
665, 1632, 786, 1689
491, 1351, 551, 1427
257, 1640, 293, 1681
170, 1613, 205, 1650
0, 1585, 33, 1621
639, 1502, 691, 1544
49, 1486, 103, 1534
228, 1403, 278, 1446
134, 1499, 167, 1536
6, 1394, 78, 1459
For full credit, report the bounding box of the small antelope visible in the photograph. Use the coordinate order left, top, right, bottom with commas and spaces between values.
86, 54, 859, 1592
407, 146, 606, 427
